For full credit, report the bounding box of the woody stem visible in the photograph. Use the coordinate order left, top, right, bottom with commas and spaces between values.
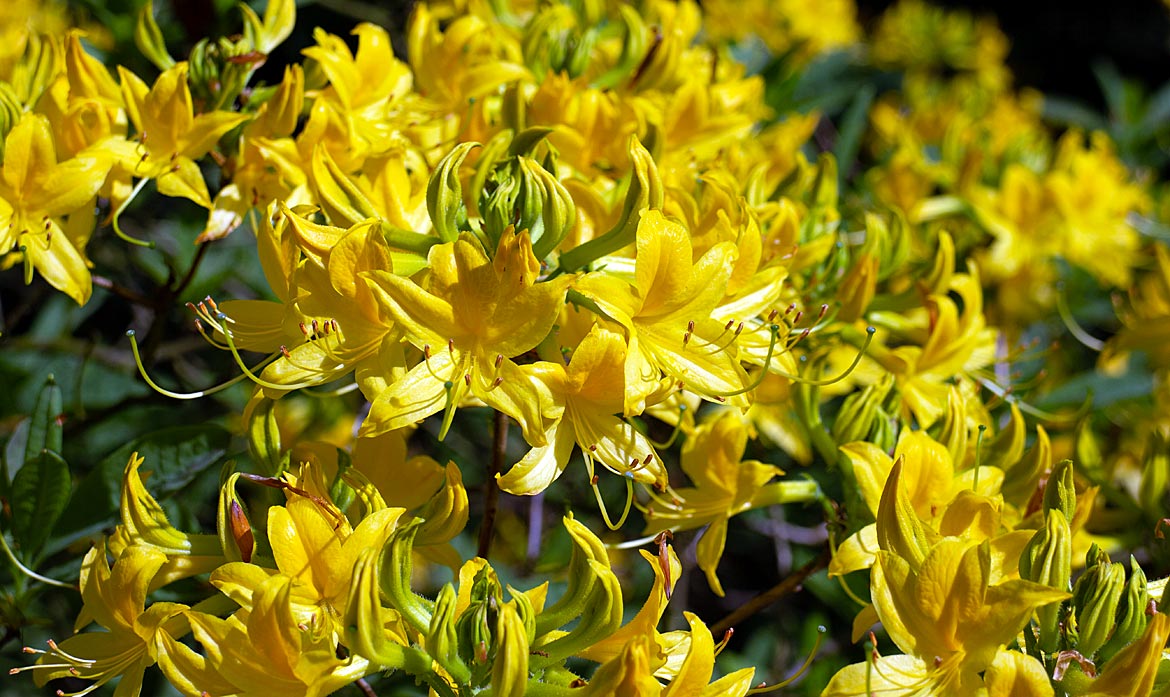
711, 545, 831, 635
477, 410, 509, 559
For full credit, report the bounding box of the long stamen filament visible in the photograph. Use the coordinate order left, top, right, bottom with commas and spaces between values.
128, 330, 276, 399
771, 326, 876, 387
0, 533, 74, 589
110, 178, 155, 248
1056, 283, 1106, 351
217, 315, 335, 392
747, 625, 825, 693
592, 476, 634, 530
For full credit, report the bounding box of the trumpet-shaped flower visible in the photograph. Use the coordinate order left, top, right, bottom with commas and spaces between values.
112, 62, 248, 207
361, 229, 571, 444
187, 574, 373, 697
575, 209, 750, 415
0, 112, 109, 304
22, 542, 191, 697
644, 410, 819, 595
498, 324, 667, 494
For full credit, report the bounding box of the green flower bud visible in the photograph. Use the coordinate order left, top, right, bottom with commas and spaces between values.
379, 520, 434, 634
135, 0, 176, 71
831, 374, 894, 445
427, 584, 471, 684
1043, 460, 1078, 524
428, 142, 479, 243
243, 395, 283, 477
1019, 509, 1072, 652
1098, 557, 1150, 663
187, 36, 258, 110
455, 566, 503, 683
491, 602, 530, 697
531, 559, 623, 669
1071, 558, 1127, 658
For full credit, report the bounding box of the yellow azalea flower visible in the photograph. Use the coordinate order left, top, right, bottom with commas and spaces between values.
824, 459, 1069, 697
575, 209, 750, 415
407, 3, 529, 117
0, 111, 109, 304
498, 324, 667, 494
201, 64, 308, 242
187, 573, 373, 697
361, 229, 571, 445
644, 410, 818, 596
866, 264, 997, 427
108, 452, 226, 588
210, 462, 407, 644
112, 62, 248, 207
301, 24, 413, 157
580, 612, 755, 696
23, 542, 191, 696
212, 206, 406, 397
830, 432, 1019, 578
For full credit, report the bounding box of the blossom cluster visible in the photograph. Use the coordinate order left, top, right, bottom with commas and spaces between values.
1, 0, 1169, 695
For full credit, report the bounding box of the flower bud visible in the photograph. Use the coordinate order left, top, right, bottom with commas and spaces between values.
188, 36, 258, 110
1018, 509, 1072, 652
1043, 459, 1077, 524
426, 583, 471, 683
831, 374, 893, 445
216, 472, 253, 563
1002, 424, 1050, 510
1071, 557, 1127, 658
427, 142, 478, 243
379, 519, 433, 634
1098, 557, 1150, 663
455, 566, 503, 682
491, 602, 530, 697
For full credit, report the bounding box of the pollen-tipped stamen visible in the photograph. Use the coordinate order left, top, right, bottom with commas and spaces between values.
746, 625, 825, 693
769, 326, 876, 387
128, 330, 275, 400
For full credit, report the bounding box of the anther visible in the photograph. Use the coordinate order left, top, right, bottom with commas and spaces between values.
463, 373, 471, 386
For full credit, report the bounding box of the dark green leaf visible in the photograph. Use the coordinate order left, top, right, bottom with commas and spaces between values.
52, 424, 232, 543
9, 450, 71, 563
24, 374, 62, 471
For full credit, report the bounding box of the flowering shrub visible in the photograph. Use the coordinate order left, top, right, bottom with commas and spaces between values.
2, 0, 1170, 695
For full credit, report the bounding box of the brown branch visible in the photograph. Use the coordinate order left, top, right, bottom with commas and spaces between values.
355, 678, 378, 697
711, 545, 831, 635
477, 410, 509, 559
92, 275, 155, 307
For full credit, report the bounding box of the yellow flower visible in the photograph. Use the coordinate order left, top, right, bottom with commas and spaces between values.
112, 62, 248, 207
361, 229, 571, 444
498, 324, 667, 495
23, 542, 191, 696
0, 111, 109, 304
187, 574, 373, 696
579, 612, 754, 696
575, 209, 750, 415
644, 410, 818, 596
210, 462, 406, 644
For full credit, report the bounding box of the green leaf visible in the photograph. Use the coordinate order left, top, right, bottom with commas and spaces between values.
24, 374, 62, 470
9, 450, 71, 563
52, 425, 232, 544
